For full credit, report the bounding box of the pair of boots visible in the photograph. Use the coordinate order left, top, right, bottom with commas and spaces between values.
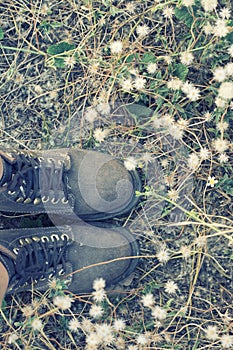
0, 148, 141, 295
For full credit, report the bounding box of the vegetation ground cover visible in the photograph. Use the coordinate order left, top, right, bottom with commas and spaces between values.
0, 0, 232, 349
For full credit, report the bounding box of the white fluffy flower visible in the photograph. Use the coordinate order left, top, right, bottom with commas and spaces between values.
160, 113, 174, 127
53, 295, 73, 310
92, 288, 107, 302
225, 63, 233, 77
213, 138, 229, 153
216, 121, 229, 132
204, 325, 219, 340
86, 332, 101, 347
168, 124, 184, 140
152, 305, 167, 320
167, 78, 183, 90
218, 153, 229, 164
136, 24, 150, 37
199, 147, 211, 160
163, 6, 174, 18
124, 156, 137, 171
182, 0, 195, 6
31, 318, 43, 331
180, 51, 194, 65
180, 245, 192, 259
218, 82, 233, 99
168, 188, 180, 201
219, 7, 231, 19
96, 102, 111, 115
181, 81, 194, 94
147, 62, 157, 74
201, 0, 218, 12
121, 78, 133, 91
141, 293, 155, 308
203, 22, 213, 35
164, 55, 172, 64
213, 19, 229, 37
64, 56, 76, 68
221, 334, 233, 348
68, 318, 81, 332
187, 153, 200, 170
134, 77, 146, 90
186, 87, 201, 101
93, 128, 109, 142
213, 66, 227, 82
164, 280, 179, 294
89, 304, 104, 318
215, 97, 227, 108
93, 277, 106, 291
136, 334, 149, 345
84, 108, 98, 123
156, 248, 170, 263
95, 323, 114, 345
109, 40, 123, 54
113, 318, 126, 331
8, 333, 19, 344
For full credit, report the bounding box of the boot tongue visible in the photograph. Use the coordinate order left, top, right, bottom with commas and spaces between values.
0, 157, 13, 186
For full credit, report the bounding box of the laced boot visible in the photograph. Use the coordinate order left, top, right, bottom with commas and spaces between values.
0, 148, 141, 220
0, 222, 139, 294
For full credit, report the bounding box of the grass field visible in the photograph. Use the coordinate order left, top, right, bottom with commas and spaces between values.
0, 0, 232, 349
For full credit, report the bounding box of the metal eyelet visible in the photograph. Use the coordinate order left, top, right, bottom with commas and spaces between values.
33, 198, 41, 205
48, 157, 55, 163
61, 233, 69, 241
24, 198, 32, 204
38, 156, 44, 162
49, 273, 54, 279
40, 276, 46, 281
13, 247, 19, 254
25, 238, 32, 244
42, 196, 49, 203
8, 191, 15, 195
51, 197, 60, 204
16, 197, 24, 203
32, 236, 40, 242
19, 239, 25, 246
51, 234, 59, 242
41, 236, 49, 242
58, 160, 63, 165
58, 269, 65, 276
61, 197, 69, 204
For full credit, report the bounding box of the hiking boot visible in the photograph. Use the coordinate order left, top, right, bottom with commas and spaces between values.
0, 148, 141, 220
0, 222, 139, 294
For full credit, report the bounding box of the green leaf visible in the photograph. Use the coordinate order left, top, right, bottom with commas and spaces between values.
142, 52, 156, 63
173, 63, 189, 81
0, 27, 4, 40
225, 31, 233, 44
126, 104, 153, 120
54, 58, 65, 68
47, 41, 76, 55
174, 6, 193, 28
126, 53, 138, 63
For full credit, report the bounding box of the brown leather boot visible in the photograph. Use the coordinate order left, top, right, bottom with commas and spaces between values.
0, 222, 139, 294
0, 148, 141, 220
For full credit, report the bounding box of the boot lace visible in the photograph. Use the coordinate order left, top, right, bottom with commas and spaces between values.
6, 153, 69, 205
10, 235, 69, 289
